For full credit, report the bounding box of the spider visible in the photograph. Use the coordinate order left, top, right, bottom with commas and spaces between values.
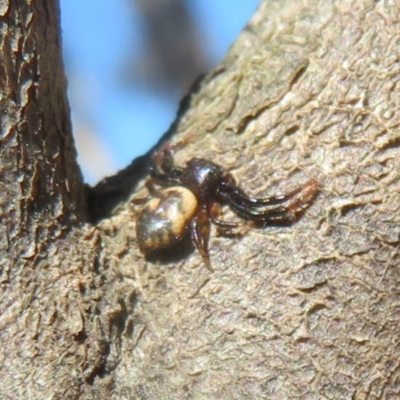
135, 143, 318, 270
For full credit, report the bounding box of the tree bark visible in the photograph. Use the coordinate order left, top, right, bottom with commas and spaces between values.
2, 0, 400, 399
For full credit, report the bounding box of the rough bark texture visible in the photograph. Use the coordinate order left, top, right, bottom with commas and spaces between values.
1, 0, 400, 399
0, 1, 100, 398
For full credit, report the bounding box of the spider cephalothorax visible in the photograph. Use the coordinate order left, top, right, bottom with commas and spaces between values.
135, 143, 318, 270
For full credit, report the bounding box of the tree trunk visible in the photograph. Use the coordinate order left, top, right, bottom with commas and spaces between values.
2, 0, 400, 398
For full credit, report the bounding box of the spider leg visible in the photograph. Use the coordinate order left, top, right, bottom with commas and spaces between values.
131, 178, 157, 205
224, 179, 318, 224
222, 181, 311, 207
278, 180, 318, 221
131, 196, 149, 205
144, 178, 158, 195
209, 202, 240, 229
151, 142, 175, 171
150, 168, 183, 186
150, 142, 184, 185
191, 206, 213, 271
210, 202, 255, 238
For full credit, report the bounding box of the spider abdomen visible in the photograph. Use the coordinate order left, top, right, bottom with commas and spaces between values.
136, 187, 198, 252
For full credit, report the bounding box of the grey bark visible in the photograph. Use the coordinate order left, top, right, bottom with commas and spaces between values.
1, 0, 400, 399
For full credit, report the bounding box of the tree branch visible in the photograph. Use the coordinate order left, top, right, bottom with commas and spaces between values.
101, 1, 400, 398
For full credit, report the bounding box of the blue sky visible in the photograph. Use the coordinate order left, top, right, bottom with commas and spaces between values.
60, 1, 259, 184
